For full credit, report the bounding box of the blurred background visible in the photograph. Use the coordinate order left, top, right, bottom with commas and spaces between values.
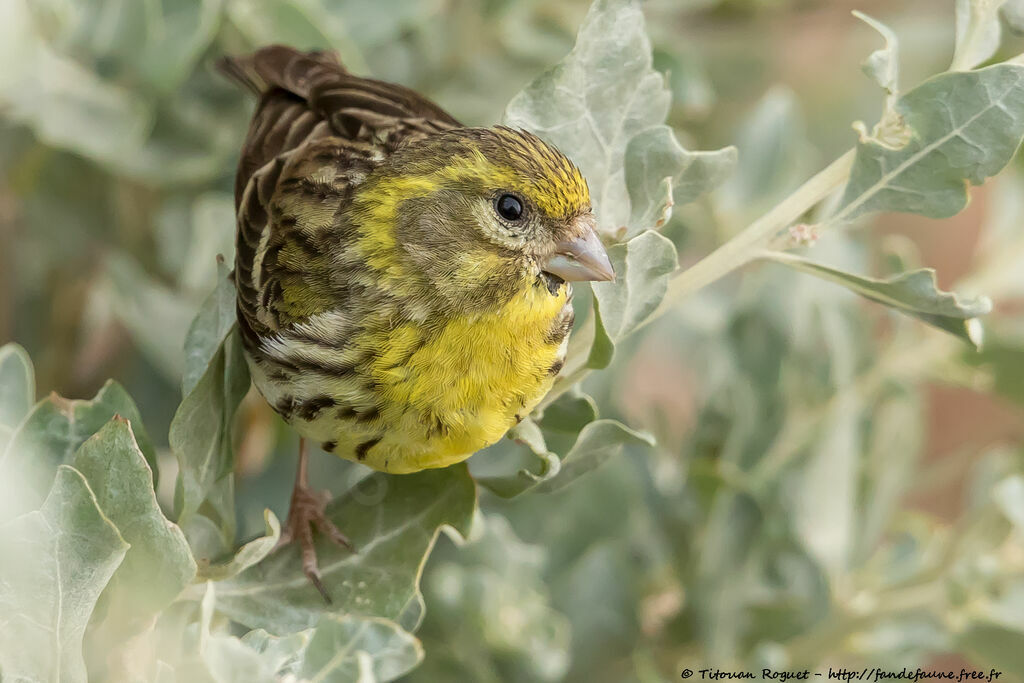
4, 0, 1024, 680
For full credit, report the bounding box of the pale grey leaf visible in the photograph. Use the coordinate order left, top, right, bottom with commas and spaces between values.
73, 418, 197, 624
299, 615, 424, 683
837, 64, 1024, 221
765, 252, 992, 348
952, 0, 1007, 72
213, 465, 476, 633
0, 466, 128, 683
504, 0, 672, 237
588, 230, 678, 368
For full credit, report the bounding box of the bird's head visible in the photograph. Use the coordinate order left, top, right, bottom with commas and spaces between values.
352, 126, 613, 310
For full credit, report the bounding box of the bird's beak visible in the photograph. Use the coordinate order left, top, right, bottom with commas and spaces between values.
542, 222, 615, 282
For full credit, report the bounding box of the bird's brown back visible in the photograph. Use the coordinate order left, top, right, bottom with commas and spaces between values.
217, 46, 461, 346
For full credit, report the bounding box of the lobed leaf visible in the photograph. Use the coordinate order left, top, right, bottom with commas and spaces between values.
73, 418, 197, 625
172, 328, 250, 561
0, 466, 128, 683
298, 614, 424, 683
588, 230, 679, 369
763, 252, 991, 348
473, 419, 561, 498
854, 11, 899, 95
850, 12, 911, 151
413, 515, 570, 682
0, 380, 157, 522
173, 266, 250, 560
625, 125, 737, 233
213, 464, 476, 633
534, 419, 653, 494
504, 0, 732, 238
199, 509, 281, 582
475, 392, 651, 498
183, 262, 239, 396
197, 583, 280, 683
837, 64, 1024, 221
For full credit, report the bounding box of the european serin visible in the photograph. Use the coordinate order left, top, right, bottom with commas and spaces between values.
219, 46, 613, 598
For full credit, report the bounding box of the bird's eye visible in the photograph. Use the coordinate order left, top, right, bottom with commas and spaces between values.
495, 193, 524, 222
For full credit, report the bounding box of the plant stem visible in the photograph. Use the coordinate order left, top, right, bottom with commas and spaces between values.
543, 149, 856, 409
658, 148, 856, 312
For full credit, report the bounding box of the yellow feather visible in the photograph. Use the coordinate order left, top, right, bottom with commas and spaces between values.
337, 279, 568, 473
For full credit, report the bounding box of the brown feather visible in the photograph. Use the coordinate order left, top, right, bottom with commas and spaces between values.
219, 45, 462, 343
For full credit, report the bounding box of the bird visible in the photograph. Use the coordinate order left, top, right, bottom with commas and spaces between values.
218, 45, 613, 600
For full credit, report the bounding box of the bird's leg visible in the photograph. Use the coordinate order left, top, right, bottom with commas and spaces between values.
277, 437, 353, 604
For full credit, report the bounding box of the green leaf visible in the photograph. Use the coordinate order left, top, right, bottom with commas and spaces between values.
172, 260, 249, 559
28, 0, 223, 92
213, 464, 476, 633
534, 419, 653, 494
73, 418, 197, 624
837, 64, 1024, 221
588, 231, 679, 369
473, 419, 562, 498
0, 465, 128, 683
624, 125, 737, 232
854, 11, 899, 95
504, 0, 730, 239
474, 394, 648, 498
952, 0, 1008, 72
183, 262, 239, 396
104, 252, 195, 382
963, 335, 1024, 405
172, 328, 251, 561
197, 583, 280, 683
537, 392, 599, 456
716, 88, 808, 219
298, 615, 424, 682
0, 0, 152, 166
0, 342, 34, 432
199, 509, 281, 582
415, 515, 570, 682
0, 380, 157, 521
958, 622, 1024, 674
764, 252, 992, 348
850, 12, 911, 151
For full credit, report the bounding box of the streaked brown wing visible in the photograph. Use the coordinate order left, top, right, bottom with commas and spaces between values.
218, 45, 461, 346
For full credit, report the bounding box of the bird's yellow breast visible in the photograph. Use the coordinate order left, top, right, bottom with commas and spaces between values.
341, 282, 569, 472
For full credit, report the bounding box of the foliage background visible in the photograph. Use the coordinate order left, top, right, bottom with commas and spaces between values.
3, 0, 1024, 681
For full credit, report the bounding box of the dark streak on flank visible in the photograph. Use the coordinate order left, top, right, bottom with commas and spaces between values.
275, 395, 296, 419
295, 395, 336, 421
544, 311, 574, 345
322, 440, 337, 453
548, 359, 564, 376
355, 437, 381, 461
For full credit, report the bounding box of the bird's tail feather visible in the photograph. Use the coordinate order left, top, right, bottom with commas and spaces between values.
216, 45, 345, 98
